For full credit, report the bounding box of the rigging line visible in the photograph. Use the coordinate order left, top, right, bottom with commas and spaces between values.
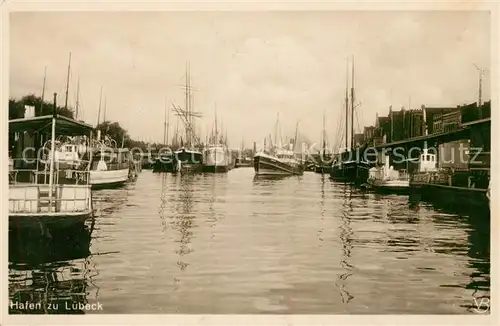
354, 103, 363, 135
334, 101, 346, 151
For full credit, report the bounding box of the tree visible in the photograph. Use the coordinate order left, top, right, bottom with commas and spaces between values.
9, 94, 75, 119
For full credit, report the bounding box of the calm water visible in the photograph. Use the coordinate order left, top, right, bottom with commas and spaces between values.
8, 168, 490, 314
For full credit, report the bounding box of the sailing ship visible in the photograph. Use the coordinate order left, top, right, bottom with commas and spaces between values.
254, 116, 304, 176
171, 63, 204, 174
203, 107, 230, 173
330, 56, 372, 184
153, 99, 176, 173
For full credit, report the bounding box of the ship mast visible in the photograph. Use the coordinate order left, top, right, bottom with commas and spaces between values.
64, 52, 71, 111
75, 77, 80, 119
96, 86, 103, 126
163, 97, 168, 145
184, 62, 189, 147
344, 58, 349, 151
350, 55, 355, 150
322, 110, 326, 154
215, 103, 218, 144
40, 66, 47, 115
294, 121, 299, 152
103, 96, 107, 122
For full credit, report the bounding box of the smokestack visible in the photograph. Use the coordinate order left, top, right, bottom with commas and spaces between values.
52, 93, 57, 117
421, 105, 428, 136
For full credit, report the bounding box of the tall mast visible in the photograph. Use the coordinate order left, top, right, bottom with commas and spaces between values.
97, 85, 103, 126
345, 58, 349, 151
184, 62, 189, 147
163, 97, 168, 145
274, 113, 279, 147
190, 63, 194, 146
103, 96, 107, 122
40, 66, 47, 115
165, 95, 170, 146
75, 77, 80, 119
64, 52, 72, 111
350, 55, 355, 150
215, 103, 218, 144
175, 116, 179, 146
322, 110, 326, 153
294, 121, 299, 152
473, 64, 484, 118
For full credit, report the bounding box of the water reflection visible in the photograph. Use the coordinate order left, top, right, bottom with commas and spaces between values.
406, 194, 490, 313
336, 184, 354, 304
253, 174, 298, 184
158, 173, 168, 232
9, 225, 98, 314
8, 169, 490, 314
317, 174, 326, 242
171, 175, 197, 271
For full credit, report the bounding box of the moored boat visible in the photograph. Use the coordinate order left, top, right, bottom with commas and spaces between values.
174, 148, 204, 174
366, 155, 410, 194
8, 114, 94, 234
203, 145, 230, 173
88, 144, 133, 189
254, 148, 304, 176
330, 151, 372, 184
203, 109, 230, 173
254, 115, 304, 176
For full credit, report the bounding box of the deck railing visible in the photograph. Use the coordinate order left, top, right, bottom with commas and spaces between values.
9, 158, 91, 186
9, 184, 92, 214
9, 158, 92, 214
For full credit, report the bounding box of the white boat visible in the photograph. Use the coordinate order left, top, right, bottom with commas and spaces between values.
366, 155, 410, 193
89, 145, 132, 188
409, 149, 439, 188
203, 145, 230, 173
254, 115, 304, 176
8, 114, 94, 233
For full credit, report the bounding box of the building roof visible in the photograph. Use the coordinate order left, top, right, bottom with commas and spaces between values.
9, 114, 94, 136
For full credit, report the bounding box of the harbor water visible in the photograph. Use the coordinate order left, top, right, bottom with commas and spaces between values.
9, 168, 490, 314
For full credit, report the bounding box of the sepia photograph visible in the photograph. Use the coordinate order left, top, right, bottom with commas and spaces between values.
2, 2, 495, 322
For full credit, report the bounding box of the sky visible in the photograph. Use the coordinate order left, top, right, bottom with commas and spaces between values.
10, 11, 491, 148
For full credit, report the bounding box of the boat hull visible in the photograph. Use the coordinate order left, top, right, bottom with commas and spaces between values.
152, 155, 176, 173
254, 154, 304, 176
411, 183, 489, 210
9, 183, 93, 232
315, 165, 333, 174
9, 211, 92, 231
174, 149, 204, 174
330, 161, 371, 184
367, 178, 410, 194
90, 168, 129, 188
203, 147, 230, 173
203, 165, 229, 173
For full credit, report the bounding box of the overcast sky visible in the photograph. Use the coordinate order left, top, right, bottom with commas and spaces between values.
10, 11, 490, 148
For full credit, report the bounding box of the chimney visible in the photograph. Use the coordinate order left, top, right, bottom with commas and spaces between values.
421, 105, 428, 136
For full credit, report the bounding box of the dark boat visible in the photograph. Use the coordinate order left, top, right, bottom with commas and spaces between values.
174, 148, 204, 174
330, 150, 372, 184
152, 151, 175, 172
315, 164, 333, 174
254, 149, 304, 176
330, 56, 373, 184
